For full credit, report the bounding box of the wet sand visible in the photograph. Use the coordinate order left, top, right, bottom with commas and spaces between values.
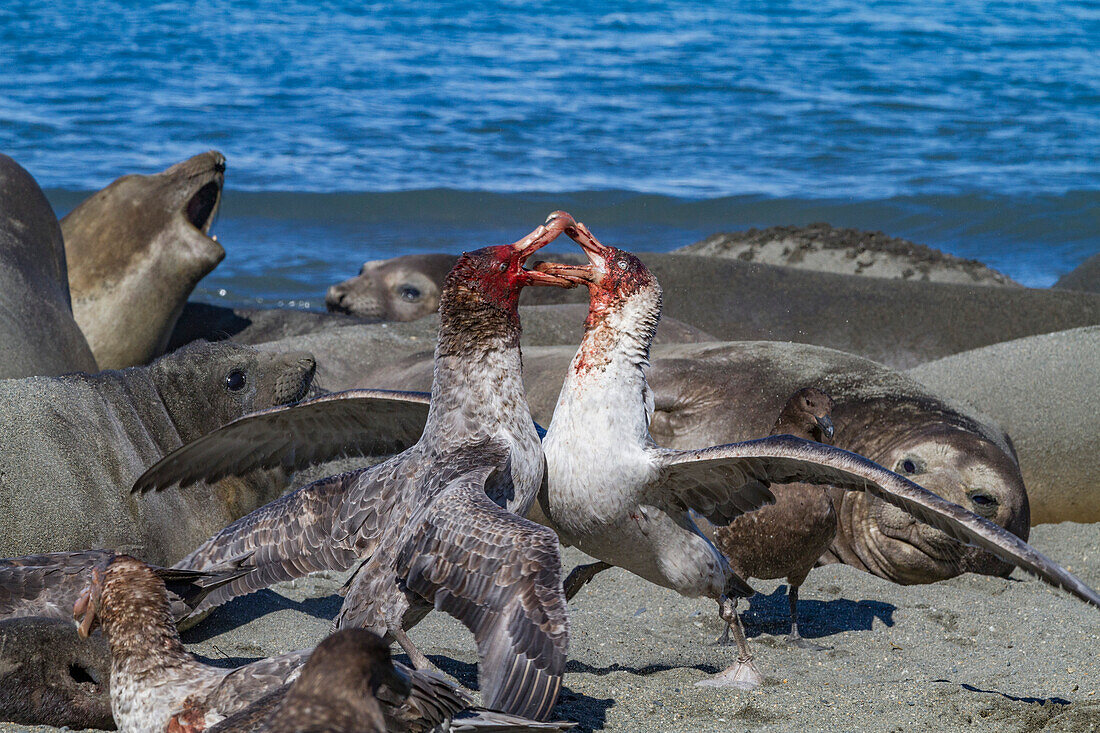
6, 522, 1096, 733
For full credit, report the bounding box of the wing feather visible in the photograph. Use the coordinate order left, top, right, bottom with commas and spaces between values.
659, 435, 1100, 608
338, 463, 569, 722
132, 389, 431, 493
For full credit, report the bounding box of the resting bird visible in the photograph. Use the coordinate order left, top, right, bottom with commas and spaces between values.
208, 629, 576, 733
0, 549, 249, 630
73, 555, 307, 733
533, 220, 1100, 690
132, 214, 579, 720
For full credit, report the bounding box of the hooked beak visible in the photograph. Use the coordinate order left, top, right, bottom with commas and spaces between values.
533, 220, 610, 284
515, 211, 579, 288
74, 590, 96, 638
816, 415, 836, 441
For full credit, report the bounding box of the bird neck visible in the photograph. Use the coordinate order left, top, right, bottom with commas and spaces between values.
549, 294, 660, 449
100, 566, 194, 680
424, 283, 532, 449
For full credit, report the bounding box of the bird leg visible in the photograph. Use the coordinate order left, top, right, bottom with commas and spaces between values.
563, 561, 612, 601
392, 626, 433, 670
786, 584, 830, 651
696, 595, 763, 689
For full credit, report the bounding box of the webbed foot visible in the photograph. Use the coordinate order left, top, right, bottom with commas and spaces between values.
695, 658, 763, 690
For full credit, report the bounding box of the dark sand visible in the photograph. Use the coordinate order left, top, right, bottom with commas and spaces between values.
6, 522, 1096, 732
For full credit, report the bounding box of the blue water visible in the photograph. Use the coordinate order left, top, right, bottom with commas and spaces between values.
5, 1, 1100, 301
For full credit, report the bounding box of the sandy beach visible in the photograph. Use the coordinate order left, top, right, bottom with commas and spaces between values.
5, 522, 1095, 733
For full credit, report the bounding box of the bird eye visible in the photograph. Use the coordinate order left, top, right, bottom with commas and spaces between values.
498, 262, 508, 272
225, 370, 246, 392
398, 285, 421, 301
617, 259, 628, 270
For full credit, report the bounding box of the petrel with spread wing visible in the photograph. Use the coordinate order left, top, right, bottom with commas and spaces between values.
534, 220, 1100, 689
133, 214, 579, 720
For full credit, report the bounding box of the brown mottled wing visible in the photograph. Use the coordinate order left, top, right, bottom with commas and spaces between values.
205, 686, 286, 733
174, 465, 395, 615
383, 662, 472, 731
659, 435, 1100, 608
0, 551, 250, 623
133, 389, 431, 493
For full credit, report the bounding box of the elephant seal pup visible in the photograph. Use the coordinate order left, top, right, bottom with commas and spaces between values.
325, 252, 460, 320
676, 223, 1020, 287
909, 326, 1100, 524
362, 340, 1028, 585
0, 616, 113, 729
322, 251, 1100, 368
0, 341, 316, 565
0, 154, 98, 378
61, 151, 227, 369
1054, 253, 1100, 293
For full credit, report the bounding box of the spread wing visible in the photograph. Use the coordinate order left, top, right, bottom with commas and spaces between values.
0, 551, 250, 624
659, 435, 1100, 608
339, 460, 569, 722
173, 470, 377, 616
133, 389, 431, 493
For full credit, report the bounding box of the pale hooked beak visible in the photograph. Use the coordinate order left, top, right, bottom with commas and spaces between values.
817, 415, 836, 441
533, 219, 611, 284
515, 211, 580, 288
74, 588, 97, 638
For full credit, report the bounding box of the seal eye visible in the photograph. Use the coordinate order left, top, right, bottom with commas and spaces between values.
398, 285, 421, 302
617, 259, 628, 270
225, 370, 246, 392
895, 457, 923, 475
498, 262, 508, 273
969, 492, 999, 508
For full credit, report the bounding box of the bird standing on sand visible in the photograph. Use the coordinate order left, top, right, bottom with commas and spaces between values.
534, 220, 1100, 690
133, 214, 580, 720
72, 555, 307, 733
699, 387, 838, 650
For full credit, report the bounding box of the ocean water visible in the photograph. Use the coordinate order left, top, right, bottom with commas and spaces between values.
4, 1, 1099, 303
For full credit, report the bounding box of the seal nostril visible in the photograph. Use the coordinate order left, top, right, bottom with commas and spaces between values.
69, 663, 96, 685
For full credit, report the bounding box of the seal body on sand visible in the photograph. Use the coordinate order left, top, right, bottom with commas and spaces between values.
1054, 253, 1100, 293
676, 223, 1020, 286
325, 253, 460, 321
0, 154, 98, 378
0, 617, 113, 729
363, 340, 1029, 586
321, 251, 1099, 368
0, 341, 315, 565
61, 151, 227, 369
909, 326, 1100, 524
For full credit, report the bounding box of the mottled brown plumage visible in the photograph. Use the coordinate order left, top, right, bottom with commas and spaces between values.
703, 388, 838, 648
133, 214, 580, 720
208, 630, 575, 733
74, 555, 306, 733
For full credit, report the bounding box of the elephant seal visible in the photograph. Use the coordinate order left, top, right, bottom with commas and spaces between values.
173, 302, 711, 392
61, 151, 227, 369
1054, 253, 1100, 293
909, 326, 1100, 524
676, 223, 1020, 287
322, 251, 1100, 368
0, 341, 316, 566
363, 340, 1028, 586
0, 154, 98, 378
325, 253, 459, 321
0, 617, 113, 729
